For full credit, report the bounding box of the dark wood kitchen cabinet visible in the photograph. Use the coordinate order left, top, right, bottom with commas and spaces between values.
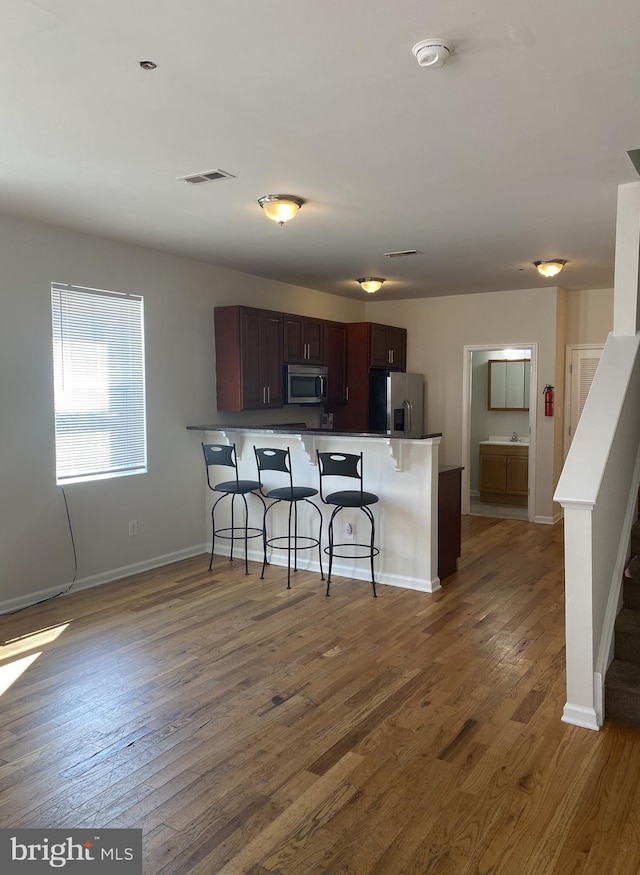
331, 322, 407, 431
323, 320, 347, 406
283, 314, 324, 364
438, 465, 463, 581
214, 306, 284, 411
370, 323, 406, 371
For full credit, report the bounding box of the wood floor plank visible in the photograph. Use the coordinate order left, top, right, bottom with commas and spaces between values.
2, 516, 640, 873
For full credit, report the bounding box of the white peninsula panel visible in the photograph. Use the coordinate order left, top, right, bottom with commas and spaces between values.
197, 428, 442, 593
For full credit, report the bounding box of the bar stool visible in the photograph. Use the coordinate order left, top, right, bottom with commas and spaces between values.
202, 442, 266, 575
316, 450, 379, 597
254, 446, 324, 589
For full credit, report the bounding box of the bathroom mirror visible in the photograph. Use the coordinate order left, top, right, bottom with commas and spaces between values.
488, 359, 530, 410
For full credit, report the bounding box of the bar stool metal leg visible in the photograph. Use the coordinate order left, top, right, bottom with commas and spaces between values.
202, 442, 266, 576
317, 451, 379, 597
254, 446, 324, 591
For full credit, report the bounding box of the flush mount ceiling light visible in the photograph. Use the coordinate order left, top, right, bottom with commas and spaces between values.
357, 277, 385, 294
258, 195, 304, 226
412, 38, 454, 68
384, 249, 420, 258
533, 259, 568, 278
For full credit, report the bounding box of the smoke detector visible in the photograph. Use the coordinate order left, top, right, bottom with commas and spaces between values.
412, 38, 454, 68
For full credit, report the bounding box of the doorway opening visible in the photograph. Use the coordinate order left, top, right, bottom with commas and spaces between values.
462, 343, 538, 521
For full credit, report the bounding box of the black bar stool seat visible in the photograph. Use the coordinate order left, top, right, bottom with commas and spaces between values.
266, 485, 319, 501
255, 447, 324, 589
323, 489, 379, 508
317, 450, 379, 597
202, 442, 266, 575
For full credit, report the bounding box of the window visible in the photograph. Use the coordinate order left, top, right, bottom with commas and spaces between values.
51, 283, 147, 484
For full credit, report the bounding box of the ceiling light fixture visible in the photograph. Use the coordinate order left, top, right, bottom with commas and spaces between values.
139, 60, 158, 71
258, 195, 304, 226
412, 38, 454, 68
384, 249, 420, 258
533, 259, 568, 278
357, 277, 385, 294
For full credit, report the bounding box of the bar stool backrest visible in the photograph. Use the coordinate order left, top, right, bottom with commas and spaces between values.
254, 447, 293, 491
317, 451, 364, 502
202, 442, 240, 490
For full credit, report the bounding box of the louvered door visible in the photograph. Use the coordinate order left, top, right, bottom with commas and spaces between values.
565, 345, 604, 457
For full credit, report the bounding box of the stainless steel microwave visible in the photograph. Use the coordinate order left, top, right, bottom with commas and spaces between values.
285, 364, 328, 404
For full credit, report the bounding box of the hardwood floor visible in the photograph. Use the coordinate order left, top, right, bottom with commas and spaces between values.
1, 516, 640, 873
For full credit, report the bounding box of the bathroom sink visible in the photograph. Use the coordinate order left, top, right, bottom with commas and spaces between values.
479, 437, 529, 446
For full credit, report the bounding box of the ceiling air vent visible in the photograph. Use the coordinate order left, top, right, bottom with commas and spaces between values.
384, 249, 420, 258
178, 169, 236, 185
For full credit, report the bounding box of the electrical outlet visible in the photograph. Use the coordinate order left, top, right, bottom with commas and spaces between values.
128, 520, 138, 537
344, 522, 354, 540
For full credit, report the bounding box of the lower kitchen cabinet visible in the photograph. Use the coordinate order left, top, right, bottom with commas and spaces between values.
479, 443, 528, 506
438, 465, 463, 581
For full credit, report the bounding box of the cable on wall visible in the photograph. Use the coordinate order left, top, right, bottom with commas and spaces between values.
2, 486, 78, 616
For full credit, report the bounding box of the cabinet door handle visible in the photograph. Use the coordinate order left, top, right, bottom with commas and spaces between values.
304, 343, 309, 359
267, 386, 271, 403
262, 387, 266, 404
345, 386, 349, 401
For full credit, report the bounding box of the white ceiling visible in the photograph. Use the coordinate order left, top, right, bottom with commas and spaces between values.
3, 0, 640, 300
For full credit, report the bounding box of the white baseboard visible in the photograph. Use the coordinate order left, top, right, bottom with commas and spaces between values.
533, 514, 558, 525
210, 543, 440, 593
1, 536, 441, 616
562, 702, 601, 730
0, 544, 206, 615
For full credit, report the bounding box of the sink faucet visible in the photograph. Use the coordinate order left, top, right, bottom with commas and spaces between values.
511, 431, 519, 442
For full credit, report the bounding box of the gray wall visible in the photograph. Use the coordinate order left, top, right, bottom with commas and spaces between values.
0, 213, 363, 609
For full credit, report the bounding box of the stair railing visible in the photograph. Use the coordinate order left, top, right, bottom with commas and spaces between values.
555, 332, 640, 729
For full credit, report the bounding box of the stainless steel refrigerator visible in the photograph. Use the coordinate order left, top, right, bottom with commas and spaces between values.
368, 371, 425, 436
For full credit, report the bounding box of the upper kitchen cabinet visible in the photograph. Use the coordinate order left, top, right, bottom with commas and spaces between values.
214, 306, 284, 411
331, 321, 409, 430
323, 320, 347, 406
370, 323, 406, 371
283, 314, 324, 364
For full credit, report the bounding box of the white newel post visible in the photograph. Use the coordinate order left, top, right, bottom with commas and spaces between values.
561, 501, 600, 730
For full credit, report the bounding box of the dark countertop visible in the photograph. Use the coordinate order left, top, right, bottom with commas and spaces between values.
187, 424, 443, 441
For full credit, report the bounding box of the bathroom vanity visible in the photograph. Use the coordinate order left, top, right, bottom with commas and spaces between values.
478, 437, 529, 506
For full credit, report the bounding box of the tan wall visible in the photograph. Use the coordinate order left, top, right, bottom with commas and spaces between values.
564, 287, 614, 345
553, 290, 569, 509
365, 286, 613, 522
364, 288, 560, 522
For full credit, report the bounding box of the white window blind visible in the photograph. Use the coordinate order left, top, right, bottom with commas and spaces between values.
51, 283, 147, 484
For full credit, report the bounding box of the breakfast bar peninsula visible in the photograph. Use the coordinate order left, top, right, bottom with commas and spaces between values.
187, 424, 444, 593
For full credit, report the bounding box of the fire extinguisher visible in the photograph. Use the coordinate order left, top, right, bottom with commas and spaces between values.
543, 384, 554, 417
